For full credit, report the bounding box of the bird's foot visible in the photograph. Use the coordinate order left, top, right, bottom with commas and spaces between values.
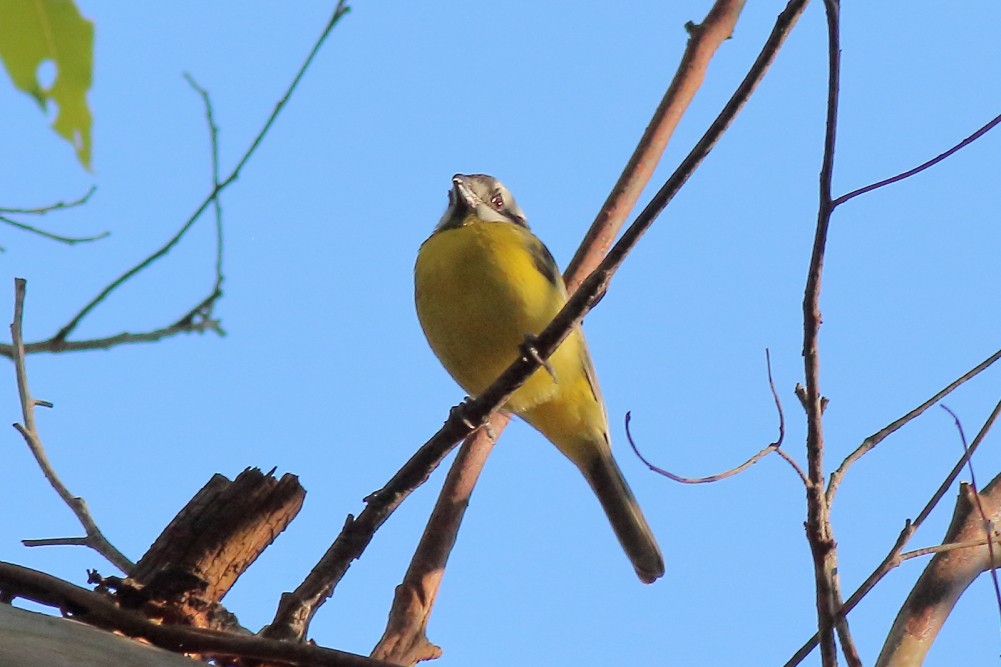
520, 334, 558, 383
450, 397, 480, 432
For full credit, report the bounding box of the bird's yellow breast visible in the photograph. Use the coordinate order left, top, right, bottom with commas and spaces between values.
415, 219, 563, 405
415, 217, 609, 464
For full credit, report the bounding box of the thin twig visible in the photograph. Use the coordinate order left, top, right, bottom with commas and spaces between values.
0, 185, 106, 244
183, 72, 225, 297
833, 111, 1001, 207
50, 0, 350, 345
784, 399, 1001, 666
21, 537, 90, 548
828, 348, 1001, 504
941, 404, 1001, 612
899, 535, 1001, 563
626, 349, 805, 485
0, 185, 97, 214
0, 297, 222, 358
9, 278, 134, 573
0, 214, 109, 245
626, 414, 779, 483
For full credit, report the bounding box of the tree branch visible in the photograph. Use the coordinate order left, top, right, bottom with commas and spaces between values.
183, 72, 225, 299
0, 185, 97, 215
799, 0, 848, 663
0, 214, 108, 245
370, 417, 507, 665
8, 278, 134, 573
626, 349, 806, 486
563, 0, 747, 292
828, 347, 1001, 504
0, 562, 397, 667
875, 475, 1001, 667
833, 111, 1001, 208
13, 0, 351, 351
784, 399, 1001, 666
0, 186, 107, 246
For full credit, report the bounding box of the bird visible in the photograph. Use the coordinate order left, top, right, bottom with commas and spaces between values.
414, 173, 664, 583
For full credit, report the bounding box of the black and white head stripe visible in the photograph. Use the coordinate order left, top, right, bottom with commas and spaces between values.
437, 173, 528, 229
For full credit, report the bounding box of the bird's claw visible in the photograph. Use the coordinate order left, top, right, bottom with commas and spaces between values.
450, 398, 479, 431
521, 334, 558, 384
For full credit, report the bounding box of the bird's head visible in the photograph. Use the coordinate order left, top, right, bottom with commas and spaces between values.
438, 173, 528, 229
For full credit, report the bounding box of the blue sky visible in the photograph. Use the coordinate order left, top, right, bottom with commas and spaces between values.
2, 2, 1000, 665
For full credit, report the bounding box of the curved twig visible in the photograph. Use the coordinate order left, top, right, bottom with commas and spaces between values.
0, 215, 109, 245
0, 186, 106, 245
833, 111, 1001, 207
940, 404, 1001, 605
183, 72, 225, 297
625, 349, 805, 486
0, 186, 97, 214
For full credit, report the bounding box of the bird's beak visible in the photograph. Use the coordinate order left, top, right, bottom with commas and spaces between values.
451, 174, 478, 209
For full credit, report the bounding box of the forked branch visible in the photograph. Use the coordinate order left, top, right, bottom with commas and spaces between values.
8, 279, 133, 573
0, 0, 351, 358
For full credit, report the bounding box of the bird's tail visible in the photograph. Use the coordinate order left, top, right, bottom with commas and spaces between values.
582, 453, 665, 584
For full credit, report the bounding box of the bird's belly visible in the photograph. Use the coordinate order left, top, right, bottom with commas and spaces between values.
415, 225, 563, 409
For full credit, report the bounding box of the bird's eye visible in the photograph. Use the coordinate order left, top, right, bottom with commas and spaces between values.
491, 192, 505, 210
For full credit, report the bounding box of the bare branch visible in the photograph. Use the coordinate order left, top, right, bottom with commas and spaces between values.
0, 184, 103, 247
0, 292, 223, 358
940, 405, 1001, 608
564, 0, 747, 292
0, 562, 396, 667
370, 418, 506, 665
875, 475, 1001, 667
828, 348, 1001, 503
21, 537, 91, 548
833, 111, 1001, 207
0, 214, 109, 245
785, 399, 1001, 666
8, 278, 134, 573
627, 418, 776, 484
627, 348, 807, 486
183, 72, 225, 298
49, 0, 351, 345
0, 186, 96, 215
797, 0, 846, 662
899, 535, 1001, 563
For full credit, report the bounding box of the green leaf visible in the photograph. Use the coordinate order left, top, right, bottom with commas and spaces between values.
0, 0, 94, 169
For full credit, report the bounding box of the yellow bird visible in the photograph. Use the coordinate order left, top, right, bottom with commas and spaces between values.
414, 173, 664, 583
